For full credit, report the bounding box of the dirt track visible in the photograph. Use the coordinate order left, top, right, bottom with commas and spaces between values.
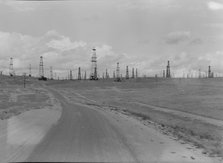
0, 87, 218, 162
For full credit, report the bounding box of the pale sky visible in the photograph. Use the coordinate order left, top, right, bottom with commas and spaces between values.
0, 0, 223, 78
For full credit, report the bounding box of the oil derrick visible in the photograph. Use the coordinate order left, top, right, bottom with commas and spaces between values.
136, 68, 138, 78
115, 62, 121, 82
84, 71, 87, 80
126, 66, 129, 79
163, 70, 165, 78
208, 66, 213, 78
199, 69, 201, 78
113, 71, 116, 79
78, 67, 81, 80
54, 72, 57, 80
70, 70, 73, 80
90, 48, 98, 80
29, 64, 32, 77
50, 66, 53, 80
105, 69, 109, 79
9, 57, 14, 76
166, 60, 171, 78
132, 68, 135, 78
39, 56, 47, 80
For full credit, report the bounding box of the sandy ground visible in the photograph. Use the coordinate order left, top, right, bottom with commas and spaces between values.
0, 108, 61, 162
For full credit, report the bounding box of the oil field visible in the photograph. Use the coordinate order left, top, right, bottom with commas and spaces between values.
1, 0, 223, 162
0, 49, 223, 162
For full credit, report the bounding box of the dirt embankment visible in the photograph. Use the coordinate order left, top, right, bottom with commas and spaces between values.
82, 101, 223, 160
0, 79, 60, 120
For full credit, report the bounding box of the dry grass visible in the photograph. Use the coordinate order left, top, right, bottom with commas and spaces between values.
48, 78, 223, 158
1, 76, 223, 157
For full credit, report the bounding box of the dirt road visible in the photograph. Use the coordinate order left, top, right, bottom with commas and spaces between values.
1, 87, 217, 162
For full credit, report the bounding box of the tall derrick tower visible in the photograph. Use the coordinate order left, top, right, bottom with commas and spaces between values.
199, 69, 201, 78
115, 62, 121, 81
90, 48, 98, 80
70, 70, 73, 80
39, 56, 47, 80
29, 64, 32, 77
208, 66, 213, 78
9, 57, 14, 76
105, 69, 109, 79
50, 66, 53, 80
136, 68, 138, 78
132, 68, 135, 78
84, 71, 87, 80
126, 66, 129, 79
39, 56, 44, 78
78, 67, 81, 80
166, 60, 171, 78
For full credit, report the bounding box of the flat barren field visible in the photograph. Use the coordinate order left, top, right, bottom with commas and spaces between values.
47, 78, 223, 159
0, 76, 223, 162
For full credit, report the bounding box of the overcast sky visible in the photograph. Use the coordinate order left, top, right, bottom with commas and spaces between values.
0, 0, 223, 78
